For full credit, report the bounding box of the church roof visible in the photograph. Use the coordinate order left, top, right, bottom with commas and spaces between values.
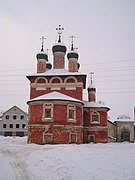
27, 68, 86, 77
26, 68, 86, 88
27, 91, 84, 104
83, 101, 110, 110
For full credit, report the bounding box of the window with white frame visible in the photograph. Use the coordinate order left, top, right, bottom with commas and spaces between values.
91, 111, 100, 123
70, 133, 77, 143
43, 103, 53, 121
68, 104, 76, 121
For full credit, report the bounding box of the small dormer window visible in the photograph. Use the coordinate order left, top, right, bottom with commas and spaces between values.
91, 111, 100, 124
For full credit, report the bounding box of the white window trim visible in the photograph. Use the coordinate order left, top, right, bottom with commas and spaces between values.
67, 104, 76, 122
91, 111, 100, 124
69, 133, 77, 143
43, 103, 53, 122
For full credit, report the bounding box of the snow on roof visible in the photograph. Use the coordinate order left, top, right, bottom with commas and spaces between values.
27, 91, 84, 104
115, 114, 134, 122
2, 105, 28, 115
53, 42, 65, 46
117, 114, 130, 119
26, 68, 86, 77
83, 101, 110, 110
88, 83, 95, 89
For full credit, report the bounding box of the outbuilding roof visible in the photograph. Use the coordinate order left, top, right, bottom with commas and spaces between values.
83, 101, 110, 110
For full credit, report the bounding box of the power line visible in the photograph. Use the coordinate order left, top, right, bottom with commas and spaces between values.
95, 74, 135, 78
81, 59, 135, 66
96, 79, 135, 82
0, 58, 135, 73
97, 91, 135, 94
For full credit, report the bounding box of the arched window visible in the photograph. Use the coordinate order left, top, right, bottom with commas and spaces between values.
35, 77, 48, 83
64, 76, 77, 83
35, 77, 48, 90
49, 77, 63, 84
91, 111, 100, 123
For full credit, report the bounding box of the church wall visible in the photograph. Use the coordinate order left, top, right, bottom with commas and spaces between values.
30, 87, 83, 100
28, 125, 83, 144
29, 75, 84, 100
28, 101, 83, 144
83, 108, 108, 143
29, 104, 43, 124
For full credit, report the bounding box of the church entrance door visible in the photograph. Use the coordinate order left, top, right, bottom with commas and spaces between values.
121, 130, 130, 142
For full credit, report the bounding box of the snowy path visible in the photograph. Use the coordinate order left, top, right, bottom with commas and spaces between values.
0, 146, 33, 180
0, 136, 135, 180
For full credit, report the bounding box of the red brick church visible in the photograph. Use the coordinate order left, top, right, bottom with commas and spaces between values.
26, 25, 110, 144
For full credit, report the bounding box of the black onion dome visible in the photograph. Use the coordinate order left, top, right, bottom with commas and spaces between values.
36, 51, 48, 61
46, 62, 52, 69
52, 43, 67, 53
67, 51, 79, 59
87, 84, 96, 92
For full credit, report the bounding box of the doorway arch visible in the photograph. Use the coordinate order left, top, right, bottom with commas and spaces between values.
121, 129, 130, 142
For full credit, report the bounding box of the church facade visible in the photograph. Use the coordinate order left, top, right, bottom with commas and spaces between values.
26, 26, 110, 144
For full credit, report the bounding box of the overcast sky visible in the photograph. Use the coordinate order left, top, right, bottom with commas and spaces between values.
0, 0, 135, 120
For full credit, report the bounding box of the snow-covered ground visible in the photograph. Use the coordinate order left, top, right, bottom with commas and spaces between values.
0, 136, 135, 180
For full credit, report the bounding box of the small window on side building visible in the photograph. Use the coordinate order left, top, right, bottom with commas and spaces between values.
13, 115, 17, 120
22, 124, 26, 128
9, 124, 13, 128
16, 124, 19, 128
6, 115, 9, 119
20, 115, 24, 120
3, 124, 6, 128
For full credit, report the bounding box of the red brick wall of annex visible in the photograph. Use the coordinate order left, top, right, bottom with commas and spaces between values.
83, 108, 108, 127
83, 129, 108, 143
90, 130, 108, 143
90, 111, 107, 126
